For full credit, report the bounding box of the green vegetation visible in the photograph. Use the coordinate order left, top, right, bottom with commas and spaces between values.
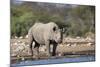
11, 2, 95, 37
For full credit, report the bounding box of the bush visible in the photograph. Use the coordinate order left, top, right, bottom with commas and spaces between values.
11, 2, 95, 37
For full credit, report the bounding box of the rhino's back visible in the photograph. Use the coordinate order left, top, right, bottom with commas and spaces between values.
30, 22, 58, 45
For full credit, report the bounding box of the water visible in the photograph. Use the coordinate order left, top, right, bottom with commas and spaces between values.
11, 55, 95, 67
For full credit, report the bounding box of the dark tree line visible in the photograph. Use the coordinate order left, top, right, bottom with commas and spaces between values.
11, 1, 95, 37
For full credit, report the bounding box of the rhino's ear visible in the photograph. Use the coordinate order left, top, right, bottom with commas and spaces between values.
53, 26, 56, 31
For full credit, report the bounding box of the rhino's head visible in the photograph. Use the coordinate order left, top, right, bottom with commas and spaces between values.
52, 26, 62, 44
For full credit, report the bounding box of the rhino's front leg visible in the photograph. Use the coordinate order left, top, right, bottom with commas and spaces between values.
45, 41, 51, 58
52, 43, 57, 56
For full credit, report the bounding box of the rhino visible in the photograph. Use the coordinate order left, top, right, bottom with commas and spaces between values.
28, 22, 62, 59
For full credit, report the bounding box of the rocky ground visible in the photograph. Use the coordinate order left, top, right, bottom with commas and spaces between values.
10, 36, 95, 62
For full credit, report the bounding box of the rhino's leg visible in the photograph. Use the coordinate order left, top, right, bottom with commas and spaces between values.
33, 42, 40, 59
45, 41, 51, 58
28, 32, 34, 56
52, 43, 57, 56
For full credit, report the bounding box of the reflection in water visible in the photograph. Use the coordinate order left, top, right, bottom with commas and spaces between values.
11, 55, 95, 67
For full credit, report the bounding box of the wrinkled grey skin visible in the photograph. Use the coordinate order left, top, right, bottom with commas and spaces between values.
28, 22, 62, 59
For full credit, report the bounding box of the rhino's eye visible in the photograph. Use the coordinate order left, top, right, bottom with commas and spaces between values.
53, 26, 56, 31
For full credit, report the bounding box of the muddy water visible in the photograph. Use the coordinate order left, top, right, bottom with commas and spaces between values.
11, 55, 95, 67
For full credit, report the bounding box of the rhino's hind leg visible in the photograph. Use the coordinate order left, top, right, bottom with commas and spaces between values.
33, 42, 40, 59
28, 31, 34, 57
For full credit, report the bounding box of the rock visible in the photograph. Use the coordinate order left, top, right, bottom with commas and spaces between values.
39, 46, 46, 52
58, 53, 62, 56
66, 44, 71, 46
59, 44, 63, 47
16, 45, 25, 51
86, 37, 92, 41
11, 54, 16, 57
10, 38, 95, 58
21, 57, 25, 61
19, 36, 23, 39
58, 52, 63, 56
25, 35, 28, 38
76, 36, 80, 39
17, 40, 21, 43
20, 42, 25, 45
71, 43, 77, 47
17, 55, 20, 58
14, 42, 17, 45
87, 43, 92, 46
15, 36, 18, 39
